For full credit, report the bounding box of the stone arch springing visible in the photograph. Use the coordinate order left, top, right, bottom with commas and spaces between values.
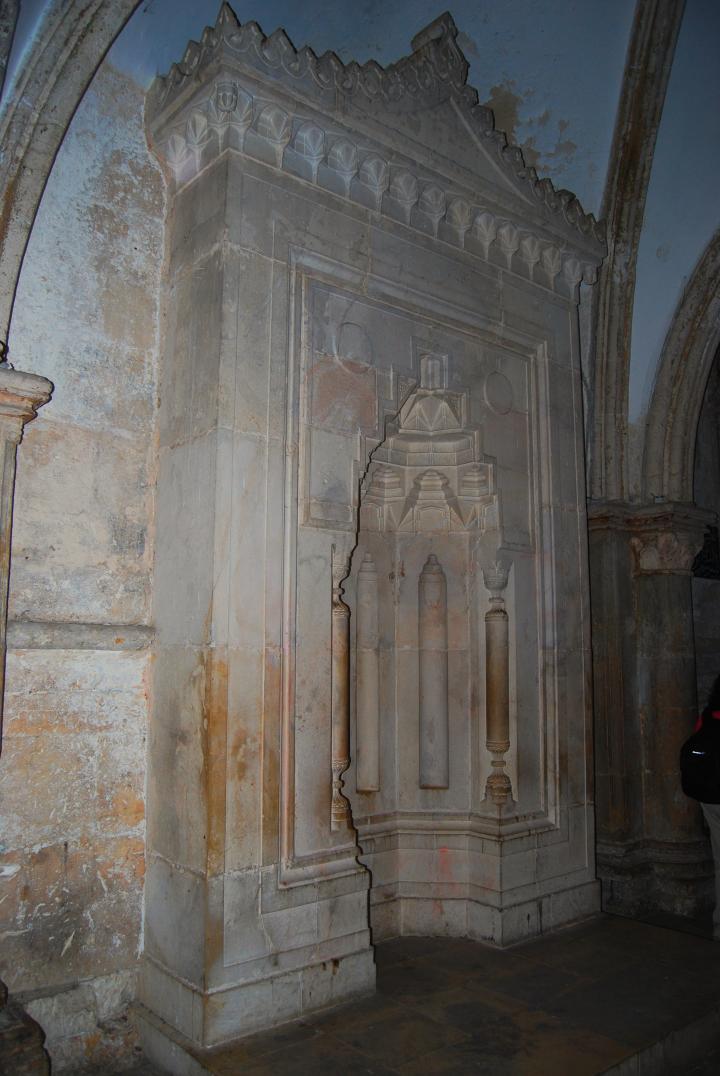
642, 227, 720, 503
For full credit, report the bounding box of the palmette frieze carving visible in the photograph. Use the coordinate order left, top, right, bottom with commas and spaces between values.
150, 76, 598, 294
147, 6, 605, 270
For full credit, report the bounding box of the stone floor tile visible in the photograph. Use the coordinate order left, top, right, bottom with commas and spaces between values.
399, 986, 531, 1050
534, 964, 702, 1049
238, 1033, 399, 1075
371, 936, 448, 969
375, 957, 461, 1001
410, 938, 543, 981
475, 956, 593, 1011
397, 1039, 517, 1074
100, 917, 720, 1074
310, 992, 407, 1036
397, 1012, 630, 1075
201, 1017, 320, 1070
322, 1006, 468, 1068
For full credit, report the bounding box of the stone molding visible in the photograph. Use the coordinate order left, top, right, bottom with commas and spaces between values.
6, 619, 153, 651
588, 500, 716, 575
146, 6, 605, 293
642, 226, 720, 504
588, 0, 685, 501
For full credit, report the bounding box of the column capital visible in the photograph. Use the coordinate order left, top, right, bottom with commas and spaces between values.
0, 367, 53, 443
587, 499, 715, 575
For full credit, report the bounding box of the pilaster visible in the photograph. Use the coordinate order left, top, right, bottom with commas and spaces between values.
0, 364, 53, 1075
0, 366, 53, 740
589, 500, 715, 917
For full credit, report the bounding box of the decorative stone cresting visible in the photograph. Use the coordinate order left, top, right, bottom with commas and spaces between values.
146, 6, 605, 296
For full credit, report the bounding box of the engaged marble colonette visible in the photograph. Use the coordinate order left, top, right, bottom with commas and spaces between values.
143, 3, 605, 1053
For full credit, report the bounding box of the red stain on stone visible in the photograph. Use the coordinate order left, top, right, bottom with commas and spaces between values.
438, 845, 453, 881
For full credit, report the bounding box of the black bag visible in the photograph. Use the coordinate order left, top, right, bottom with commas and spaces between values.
680, 719, 720, 804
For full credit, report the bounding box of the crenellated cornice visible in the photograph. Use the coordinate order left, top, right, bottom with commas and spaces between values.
146, 5, 606, 287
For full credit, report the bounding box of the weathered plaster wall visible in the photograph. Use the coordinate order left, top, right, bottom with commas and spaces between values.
0, 58, 164, 1070
630, 0, 720, 430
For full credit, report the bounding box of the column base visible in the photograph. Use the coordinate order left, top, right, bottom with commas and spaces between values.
597, 839, 714, 918
140, 946, 375, 1053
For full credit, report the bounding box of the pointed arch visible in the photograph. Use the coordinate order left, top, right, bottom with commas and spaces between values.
589, 0, 685, 502
0, 0, 142, 345
642, 228, 720, 503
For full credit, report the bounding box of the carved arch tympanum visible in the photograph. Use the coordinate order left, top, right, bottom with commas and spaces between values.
642, 227, 720, 503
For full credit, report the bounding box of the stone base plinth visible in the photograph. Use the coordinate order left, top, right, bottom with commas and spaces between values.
140, 947, 375, 1054
370, 880, 601, 947
598, 839, 714, 919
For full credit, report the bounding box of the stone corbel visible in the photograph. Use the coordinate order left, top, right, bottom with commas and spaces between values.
628, 504, 715, 576
0, 364, 53, 746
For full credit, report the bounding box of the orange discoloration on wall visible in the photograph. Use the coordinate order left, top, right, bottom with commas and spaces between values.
0, 837, 144, 992
311, 354, 377, 432
203, 651, 228, 875
111, 787, 145, 828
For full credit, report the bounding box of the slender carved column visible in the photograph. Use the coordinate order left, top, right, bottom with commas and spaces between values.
331, 546, 352, 829
483, 562, 512, 805
419, 553, 449, 789
356, 552, 380, 792
0, 365, 52, 746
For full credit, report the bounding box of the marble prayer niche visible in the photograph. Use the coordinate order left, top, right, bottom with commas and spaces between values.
141, 3, 604, 1059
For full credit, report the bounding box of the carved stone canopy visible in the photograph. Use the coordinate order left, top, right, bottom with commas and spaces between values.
147, 5, 606, 297
360, 355, 498, 535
